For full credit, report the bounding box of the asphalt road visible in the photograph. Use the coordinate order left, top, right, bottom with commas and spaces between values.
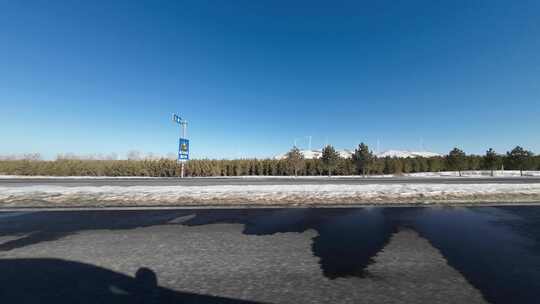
1, 207, 540, 303
2, 176, 540, 187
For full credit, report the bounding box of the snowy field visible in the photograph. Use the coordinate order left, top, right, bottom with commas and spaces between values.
406, 171, 540, 177
1, 183, 540, 208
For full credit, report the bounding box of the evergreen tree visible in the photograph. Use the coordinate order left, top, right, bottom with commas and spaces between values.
469, 155, 483, 170
483, 148, 501, 176
427, 157, 443, 172
304, 159, 316, 175
415, 157, 428, 173
446, 147, 466, 176
383, 157, 392, 174
285, 146, 305, 176
1, 145, 537, 177
371, 158, 385, 175
506, 146, 534, 176
402, 158, 412, 173
411, 158, 421, 173
390, 157, 404, 174
321, 145, 340, 177
352, 143, 374, 177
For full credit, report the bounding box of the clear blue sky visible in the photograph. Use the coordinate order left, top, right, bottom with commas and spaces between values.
1, 1, 539, 159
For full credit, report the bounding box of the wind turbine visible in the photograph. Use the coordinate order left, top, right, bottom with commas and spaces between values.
306, 136, 312, 151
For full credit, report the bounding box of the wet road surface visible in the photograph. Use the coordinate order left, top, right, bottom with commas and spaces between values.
1, 207, 539, 303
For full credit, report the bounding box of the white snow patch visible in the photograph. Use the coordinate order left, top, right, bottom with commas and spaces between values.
404, 171, 540, 177
1, 183, 539, 206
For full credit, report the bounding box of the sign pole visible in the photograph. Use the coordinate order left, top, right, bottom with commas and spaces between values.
181, 161, 185, 178
180, 120, 187, 178
172, 113, 190, 179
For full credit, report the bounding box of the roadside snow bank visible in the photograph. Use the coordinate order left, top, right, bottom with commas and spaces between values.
406, 171, 540, 177
1, 183, 540, 207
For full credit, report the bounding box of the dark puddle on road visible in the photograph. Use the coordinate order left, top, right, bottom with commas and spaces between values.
1, 207, 540, 303
182, 208, 399, 279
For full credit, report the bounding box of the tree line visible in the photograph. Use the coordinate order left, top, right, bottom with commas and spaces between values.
0, 145, 538, 177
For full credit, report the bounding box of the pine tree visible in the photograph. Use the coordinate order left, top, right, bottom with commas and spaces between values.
506, 146, 534, 176
391, 157, 404, 174
352, 143, 374, 177
321, 145, 340, 177
285, 146, 305, 176
484, 148, 501, 176
418, 157, 428, 172
371, 158, 385, 175
427, 157, 443, 172
447, 147, 466, 176
402, 158, 412, 173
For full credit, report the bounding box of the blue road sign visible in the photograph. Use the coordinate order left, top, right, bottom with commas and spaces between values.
178, 138, 189, 160
173, 114, 182, 124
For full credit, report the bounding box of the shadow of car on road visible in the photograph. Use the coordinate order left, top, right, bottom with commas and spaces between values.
0, 258, 264, 304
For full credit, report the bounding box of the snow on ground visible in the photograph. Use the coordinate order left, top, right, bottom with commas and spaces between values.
405, 171, 540, 177
1, 183, 540, 207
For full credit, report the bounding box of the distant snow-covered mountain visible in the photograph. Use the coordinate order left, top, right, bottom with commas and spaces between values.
274, 149, 352, 160
376, 150, 442, 158
275, 149, 441, 159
